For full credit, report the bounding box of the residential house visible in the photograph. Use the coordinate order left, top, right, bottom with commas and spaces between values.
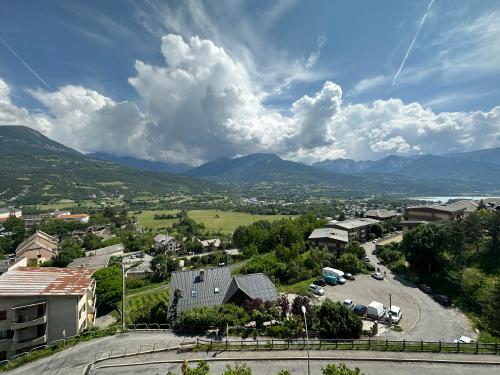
85, 243, 125, 257
154, 234, 180, 253
125, 254, 153, 280
308, 227, 349, 254
15, 231, 58, 264
326, 218, 380, 243
200, 238, 221, 250
0, 264, 96, 360
169, 267, 277, 316
55, 213, 90, 224
0, 209, 22, 223
67, 254, 110, 270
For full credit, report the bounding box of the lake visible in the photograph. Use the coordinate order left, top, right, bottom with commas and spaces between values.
411, 196, 500, 203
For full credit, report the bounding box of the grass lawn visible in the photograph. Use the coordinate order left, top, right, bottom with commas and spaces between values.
278, 277, 316, 295
136, 209, 293, 233
124, 287, 169, 324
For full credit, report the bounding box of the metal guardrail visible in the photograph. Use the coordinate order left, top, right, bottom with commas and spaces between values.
195, 337, 500, 355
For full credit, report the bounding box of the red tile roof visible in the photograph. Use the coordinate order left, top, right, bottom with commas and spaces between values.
0, 267, 95, 296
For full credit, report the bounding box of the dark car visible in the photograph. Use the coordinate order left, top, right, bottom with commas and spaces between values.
353, 304, 367, 317
314, 278, 327, 287
419, 284, 433, 294
345, 273, 355, 281
433, 294, 451, 307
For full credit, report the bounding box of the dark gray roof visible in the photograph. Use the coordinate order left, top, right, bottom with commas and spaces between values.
405, 205, 465, 213
223, 274, 278, 303
169, 267, 232, 313
169, 267, 278, 314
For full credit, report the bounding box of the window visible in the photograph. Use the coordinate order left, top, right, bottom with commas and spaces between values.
214, 287, 219, 294
0, 311, 6, 321
191, 290, 197, 298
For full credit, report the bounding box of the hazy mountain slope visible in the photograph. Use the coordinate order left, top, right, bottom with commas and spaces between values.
184, 153, 362, 185
445, 147, 500, 166
0, 126, 220, 204
313, 158, 373, 174
87, 152, 190, 174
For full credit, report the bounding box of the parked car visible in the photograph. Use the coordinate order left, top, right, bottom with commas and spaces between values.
418, 284, 433, 294
336, 275, 346, 284
323, 275, 337, 285
371, 272, 384, 280
344, 273, 355, 281
314, 278, 327, 287
386, 305, 402, 324
433, 294, 451, 307
364, 256, 370, 262
309, 284, 325, 296
343, 299, 354, 309
453, 336, 475, 344
353, 304, 367, 317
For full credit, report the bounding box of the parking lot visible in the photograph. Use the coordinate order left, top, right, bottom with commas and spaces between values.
313, 242, 475, 341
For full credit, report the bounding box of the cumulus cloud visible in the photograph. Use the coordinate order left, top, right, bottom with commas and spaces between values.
1, 34, 500, 165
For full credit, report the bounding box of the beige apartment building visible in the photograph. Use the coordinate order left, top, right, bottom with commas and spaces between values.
326, 218, 380, 243
15, 231, 58, 264
0, 263, 96, 360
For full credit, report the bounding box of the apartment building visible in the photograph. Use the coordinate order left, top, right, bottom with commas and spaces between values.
0, 263, 96, 360
326, 218, 380, 243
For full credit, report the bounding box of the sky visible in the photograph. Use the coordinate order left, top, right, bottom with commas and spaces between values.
0, 0, 500, 165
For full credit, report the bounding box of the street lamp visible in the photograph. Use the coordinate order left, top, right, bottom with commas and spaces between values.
301, 305, 311, 375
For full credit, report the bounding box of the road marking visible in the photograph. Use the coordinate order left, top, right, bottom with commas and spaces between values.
367, 289, 376, 298
407, 301, 420, 332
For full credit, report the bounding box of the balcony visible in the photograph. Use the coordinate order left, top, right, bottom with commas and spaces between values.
11, 315, 47, 330
12, 334, 47, 350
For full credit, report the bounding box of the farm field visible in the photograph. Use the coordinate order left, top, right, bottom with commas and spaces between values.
135, 209, 293, 233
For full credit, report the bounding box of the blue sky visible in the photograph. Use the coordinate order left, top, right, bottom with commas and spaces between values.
1, 0, 499, 164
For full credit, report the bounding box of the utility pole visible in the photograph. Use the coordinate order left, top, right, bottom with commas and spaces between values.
388, 293, 392, 328
122, 264, 125, 332
301, 306, 311, 375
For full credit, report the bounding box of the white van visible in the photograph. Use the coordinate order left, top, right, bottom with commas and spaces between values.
367, 301, 385, 319
322, 267, 345, 283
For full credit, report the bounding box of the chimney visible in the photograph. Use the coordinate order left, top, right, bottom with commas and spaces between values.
199, 269, 205, 282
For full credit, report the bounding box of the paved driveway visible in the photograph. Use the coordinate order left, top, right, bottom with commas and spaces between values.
317, 242, 475, 341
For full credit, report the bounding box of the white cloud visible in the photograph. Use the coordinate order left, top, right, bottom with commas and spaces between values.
1, 34, 500, 165
350, 75, 388, 96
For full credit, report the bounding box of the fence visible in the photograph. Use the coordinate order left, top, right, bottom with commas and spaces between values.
196, 337, 500, 355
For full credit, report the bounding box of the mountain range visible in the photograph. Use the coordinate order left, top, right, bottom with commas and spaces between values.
0, 126, 218, 204
313, 149, 500, 183
2, 125, 500, 204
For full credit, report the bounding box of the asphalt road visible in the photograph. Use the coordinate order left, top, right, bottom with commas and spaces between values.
92, 349, 500, 375
318, 242, 475, 341
93, 359, 498, 375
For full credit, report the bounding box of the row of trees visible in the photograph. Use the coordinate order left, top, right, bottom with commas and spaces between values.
179, 362, 362, 375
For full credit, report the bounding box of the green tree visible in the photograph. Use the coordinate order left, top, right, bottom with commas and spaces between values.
337, 253, 363, 274
181, 360, 210, 375
93, 266, 122, 315
223, 363, 252, 375
2, 216, 25, 251
400, 223, 447, 274
83, 233, 102, 250
48, 240, 84, 267
345, 241, 365, 260
150, 253, 178, 281
314, 299, 362, 339
322, 363, 364, 375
